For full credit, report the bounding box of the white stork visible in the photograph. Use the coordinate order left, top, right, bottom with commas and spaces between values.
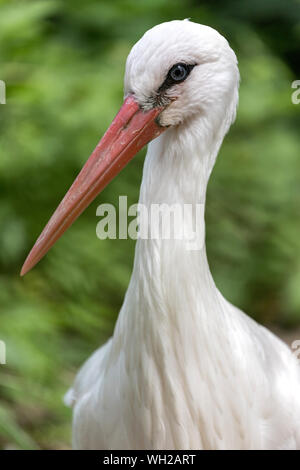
21, 20, 300, 450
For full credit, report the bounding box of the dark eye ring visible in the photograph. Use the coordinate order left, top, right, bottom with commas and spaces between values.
169, 63, 189, 82
157, 62, 196, 93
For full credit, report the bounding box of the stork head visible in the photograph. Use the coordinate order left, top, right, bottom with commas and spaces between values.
125, 20, 239, 128
21, 20, 239, 276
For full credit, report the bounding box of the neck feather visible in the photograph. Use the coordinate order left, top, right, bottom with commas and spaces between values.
114, 114, 230, 333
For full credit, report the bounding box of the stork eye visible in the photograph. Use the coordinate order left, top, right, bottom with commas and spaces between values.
170, 64, 189, 81
157, 62, 196, 93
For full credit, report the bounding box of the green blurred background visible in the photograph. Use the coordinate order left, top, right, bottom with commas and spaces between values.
0, 0, 300, 449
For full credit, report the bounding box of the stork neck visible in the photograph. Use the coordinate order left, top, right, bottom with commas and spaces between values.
140, 126, 215, 206
127, 119, 226, 317
137, 116, 225, 242
112, 115, 229, 357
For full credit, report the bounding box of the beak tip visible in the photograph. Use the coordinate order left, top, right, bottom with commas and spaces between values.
20, 256, 33, 277
20, 264, 28, 277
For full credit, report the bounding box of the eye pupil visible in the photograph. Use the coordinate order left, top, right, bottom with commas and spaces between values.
170, 64, 187, 81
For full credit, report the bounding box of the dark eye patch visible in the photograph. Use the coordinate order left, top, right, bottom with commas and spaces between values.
158, 63, 196, 93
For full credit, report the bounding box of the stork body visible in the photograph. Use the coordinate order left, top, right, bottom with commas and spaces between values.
22, 20, 300, 449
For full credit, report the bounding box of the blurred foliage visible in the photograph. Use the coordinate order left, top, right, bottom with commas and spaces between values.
0, 0, 300, 449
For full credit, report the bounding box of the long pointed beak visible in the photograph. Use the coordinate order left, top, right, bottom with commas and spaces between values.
21, 95, 166, 276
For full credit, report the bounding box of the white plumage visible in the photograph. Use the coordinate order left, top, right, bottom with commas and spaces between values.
64, 20, 300, 449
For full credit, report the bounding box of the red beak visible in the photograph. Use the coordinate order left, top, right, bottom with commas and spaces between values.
21, 95, 166, 276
